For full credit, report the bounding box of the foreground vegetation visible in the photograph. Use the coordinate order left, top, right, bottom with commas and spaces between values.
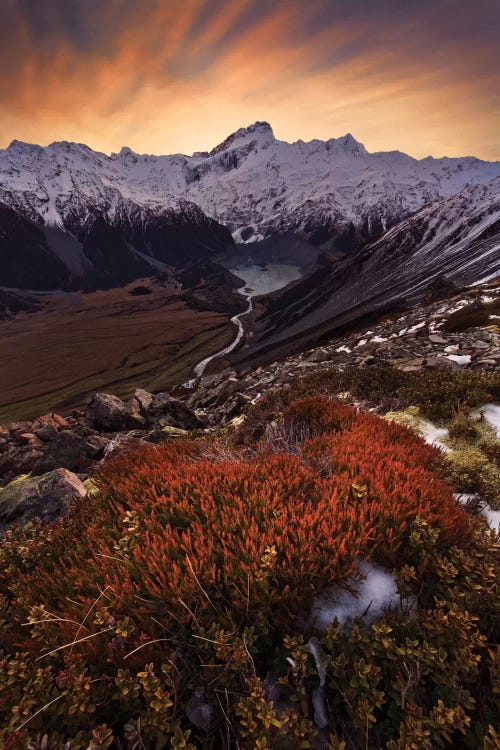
0, 391, 498, 749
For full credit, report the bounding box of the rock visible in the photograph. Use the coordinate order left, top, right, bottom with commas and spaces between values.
0, 468, 86, 532
395, 358, 424, 372
151, 393, 203, 430
471, 340, 490, 350
18, 433, 43, 446
186, 687, 212, 732
32, 431, 108, 475
9, 421, 33, 438
86, 393, 143, 431
147, 426, 190, 443
424, 356, 459, 370
428, 334, 448, 344
32, 413, 69, 441
0, 444, 44, 484
129, 388, 154, 414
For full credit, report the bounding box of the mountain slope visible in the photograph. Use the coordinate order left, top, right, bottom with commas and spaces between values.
0, 141, 234, 290
1, 123, 499, 268
233, 180, 500, 364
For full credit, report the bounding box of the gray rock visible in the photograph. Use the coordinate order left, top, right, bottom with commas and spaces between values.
0, 468, 86, 532
471, 340, 490, 350
0, 444, 44, 484
32, 431, 108, 475
428, 334, 448, 344
151, 393, 203, 430
127, 388, 154, 418
86, 393, 143, 431
395, 358, 424, 372
424, 356, 459, 370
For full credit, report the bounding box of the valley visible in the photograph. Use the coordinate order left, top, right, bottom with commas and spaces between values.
0, 279, 238, 423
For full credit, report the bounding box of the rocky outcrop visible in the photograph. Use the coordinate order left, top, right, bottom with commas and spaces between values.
87, 390, 203, 432
185, 282, 500, 425
0, 468, 86, 532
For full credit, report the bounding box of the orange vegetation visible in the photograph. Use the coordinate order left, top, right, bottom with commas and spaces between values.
0, 397, 475, 746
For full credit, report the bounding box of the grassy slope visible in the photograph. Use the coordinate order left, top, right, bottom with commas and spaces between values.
0, 283, 235, 423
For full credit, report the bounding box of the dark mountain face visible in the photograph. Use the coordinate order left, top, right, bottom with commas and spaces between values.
0, 200, 235, 291
0, 204, 70, 290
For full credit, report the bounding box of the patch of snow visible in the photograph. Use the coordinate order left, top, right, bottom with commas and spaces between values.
309, 561, 400, 631
407, 321, 426, 333
444, 345, 459, 353
480, 403, 500, 437
355, 338, 368, 348
454, 492, 477, 504
454, 492, 500, 532
335, 345, 352, 353
482, 505, 500, 533
420, 421, 450, 452
370, 335, 388, 343
446, 354, 471, 365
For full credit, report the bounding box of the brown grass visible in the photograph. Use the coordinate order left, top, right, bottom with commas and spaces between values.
0, 281, 235, 423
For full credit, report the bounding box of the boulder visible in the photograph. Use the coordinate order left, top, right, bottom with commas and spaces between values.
0, 444, 44, 484
32, 413, 69, 442
395, 358, 424, 372
151, 393, 203, 430
0, 468, 86, 532
86, 393, 143, 431
424, 356, 459, 370
32, 430, 108, 475
129, 388, 154, 415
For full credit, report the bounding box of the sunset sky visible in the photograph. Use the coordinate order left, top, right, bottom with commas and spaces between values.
1, 0, 499, 160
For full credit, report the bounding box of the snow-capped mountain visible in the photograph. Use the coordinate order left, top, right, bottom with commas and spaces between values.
0, 121, 499, 290
238, 179, 500, 363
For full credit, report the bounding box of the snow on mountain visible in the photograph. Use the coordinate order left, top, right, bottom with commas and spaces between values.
238, 179, 500, 362
1, 122, 499, 249
0, 140, 234, 289
0, 122, 499, 290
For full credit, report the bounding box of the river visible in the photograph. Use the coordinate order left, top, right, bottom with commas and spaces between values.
193, 262, 302, 378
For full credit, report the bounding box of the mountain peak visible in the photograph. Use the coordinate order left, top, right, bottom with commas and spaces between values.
209, 121, 275, 156
330, 133, 367, 155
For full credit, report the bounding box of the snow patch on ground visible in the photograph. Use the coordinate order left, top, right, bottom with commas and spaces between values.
446, 354, 471, 365
482, 506, 500, 532
480, 403, 500, 437
420, 421, 450, 452
455, 493, 500, 533
407, 322, 426, 334
310, 561, 400, 630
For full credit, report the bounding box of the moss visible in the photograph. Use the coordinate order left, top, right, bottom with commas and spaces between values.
384, 406, 426, 435
444, 415, 500, 508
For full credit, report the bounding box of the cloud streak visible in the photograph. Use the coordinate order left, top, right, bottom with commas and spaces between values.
0, 0, 498, 159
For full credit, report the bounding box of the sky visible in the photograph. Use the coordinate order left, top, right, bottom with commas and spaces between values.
0, 0, 499, 160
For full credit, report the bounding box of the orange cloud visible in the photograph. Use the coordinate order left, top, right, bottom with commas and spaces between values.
0, 0, 498, 160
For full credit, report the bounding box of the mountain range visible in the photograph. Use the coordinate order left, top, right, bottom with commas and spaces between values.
1, 121, 499, 292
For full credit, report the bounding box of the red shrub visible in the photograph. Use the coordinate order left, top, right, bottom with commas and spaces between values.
4, 399, 471, 648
